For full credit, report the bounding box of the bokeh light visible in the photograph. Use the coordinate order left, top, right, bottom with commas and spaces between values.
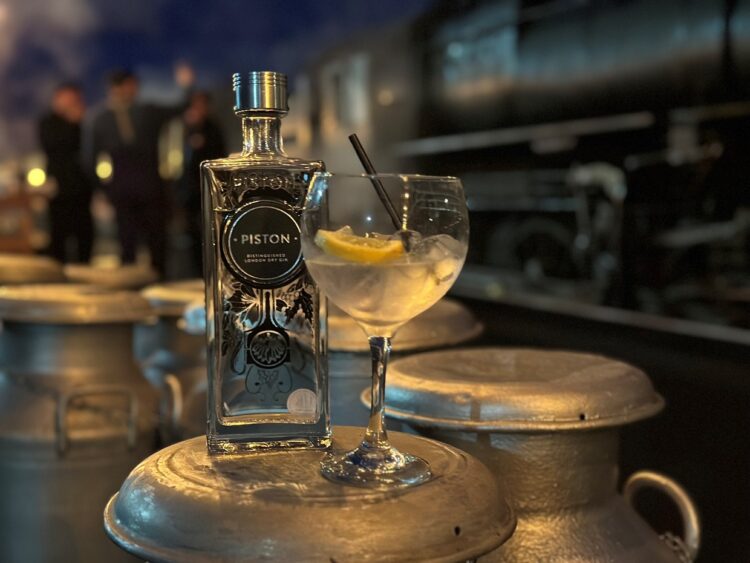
96, 161, 112, 180
96, 155, 113, 181
26, 167, 45, 187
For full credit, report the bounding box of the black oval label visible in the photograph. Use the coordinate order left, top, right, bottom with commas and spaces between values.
222, 201, 303, 287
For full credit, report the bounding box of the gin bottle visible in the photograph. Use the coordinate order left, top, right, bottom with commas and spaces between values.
201, 71, 329, 452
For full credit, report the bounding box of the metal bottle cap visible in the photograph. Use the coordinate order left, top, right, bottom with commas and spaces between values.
232, 71, 288, 114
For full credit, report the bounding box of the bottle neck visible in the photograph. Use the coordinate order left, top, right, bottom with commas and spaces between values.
240, 114, 285, 156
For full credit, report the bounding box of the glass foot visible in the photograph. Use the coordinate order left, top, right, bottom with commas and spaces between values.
320, 440, 432, 489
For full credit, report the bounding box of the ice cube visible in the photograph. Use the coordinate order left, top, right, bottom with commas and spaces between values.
433, 256, 460, 284
411, 234, 465, 282
428, 234, 465, 259
398, 229, 422, 251
410, 234, 460, 257
362, 229, 421, 253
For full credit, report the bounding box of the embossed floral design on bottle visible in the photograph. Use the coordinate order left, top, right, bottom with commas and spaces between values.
201, 72, 329, 453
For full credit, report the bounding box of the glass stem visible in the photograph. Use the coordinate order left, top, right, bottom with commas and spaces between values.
364, 335, 391, 449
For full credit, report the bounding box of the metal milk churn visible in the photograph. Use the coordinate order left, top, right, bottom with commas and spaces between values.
0, 284, 159, 563
329, 297, 483, 426
380, 347, 701, 563
105, 426, 516, 562
0, 253, 66, 284
137, 279, 206, 443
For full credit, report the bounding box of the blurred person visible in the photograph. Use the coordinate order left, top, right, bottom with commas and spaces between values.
178, 91, 225, 276
39, 83, 94, 263
87, 64, 194, 276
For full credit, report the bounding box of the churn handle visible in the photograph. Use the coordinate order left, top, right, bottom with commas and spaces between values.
160, 374, 183, 443
624, 470, 700, 562
56, 385, 139, 455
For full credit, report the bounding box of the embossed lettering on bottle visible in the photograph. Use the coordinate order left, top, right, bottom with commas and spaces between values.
201, 72, 329, 453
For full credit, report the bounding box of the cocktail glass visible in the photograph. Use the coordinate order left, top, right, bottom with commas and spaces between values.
301, 173, 469, 488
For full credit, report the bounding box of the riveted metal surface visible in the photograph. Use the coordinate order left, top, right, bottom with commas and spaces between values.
381, 348, 697, 562
105, 426, 515, 563
0, 284, 152, 324
381, 347, 664, 431
0, 253, 66, 284
414, 429, 686, 563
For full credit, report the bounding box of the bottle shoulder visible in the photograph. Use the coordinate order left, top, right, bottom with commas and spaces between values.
201, 154, 324, 173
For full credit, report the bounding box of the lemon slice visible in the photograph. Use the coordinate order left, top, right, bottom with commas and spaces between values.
315, 229, 404, 263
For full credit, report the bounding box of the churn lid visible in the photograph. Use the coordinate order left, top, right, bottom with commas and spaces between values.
329, 298, 483, 352
0, 284, 152, 324
64, 263, 158, 289
0, 253, 66, 284
104, 427, 515, 563
141, 279, 204, 317
378, 348, 665, 431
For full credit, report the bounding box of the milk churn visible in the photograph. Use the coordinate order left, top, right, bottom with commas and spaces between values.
0, 253, 65, 284
329, 297, 483, 426
379, 348, 701, 563
136, 279, 204, 371
151, 298, 208, 442
64, 262, 158, 289
105, 426, 516, 562
137, 279, 205, 443
0, 284, 158, 563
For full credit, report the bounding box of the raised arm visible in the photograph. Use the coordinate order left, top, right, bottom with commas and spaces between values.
148, 62, 196, 127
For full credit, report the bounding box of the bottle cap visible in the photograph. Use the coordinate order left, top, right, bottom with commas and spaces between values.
232, 71, 288, 114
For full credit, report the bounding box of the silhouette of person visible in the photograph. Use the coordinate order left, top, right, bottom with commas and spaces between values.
87, 64, 194, 276
178, 90, 226, 276
39, 83, 94, 263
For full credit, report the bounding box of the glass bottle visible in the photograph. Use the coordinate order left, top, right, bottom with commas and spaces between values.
201, 71, 329, 453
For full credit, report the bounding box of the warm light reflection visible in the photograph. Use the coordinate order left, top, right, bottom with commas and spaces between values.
27, 167, 46, 187
168, 148, 182, 167
96, 154, 113, 181
377, 88, 395, 106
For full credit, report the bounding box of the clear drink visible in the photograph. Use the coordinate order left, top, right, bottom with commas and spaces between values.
304, 233, 464, 335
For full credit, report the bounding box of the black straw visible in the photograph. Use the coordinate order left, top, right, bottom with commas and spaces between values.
348, 134, 402, 231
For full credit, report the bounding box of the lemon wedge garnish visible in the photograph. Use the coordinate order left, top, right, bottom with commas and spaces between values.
315, 229, 404, 264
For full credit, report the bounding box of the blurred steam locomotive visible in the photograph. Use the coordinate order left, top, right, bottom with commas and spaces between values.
287, 0, 750, 326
